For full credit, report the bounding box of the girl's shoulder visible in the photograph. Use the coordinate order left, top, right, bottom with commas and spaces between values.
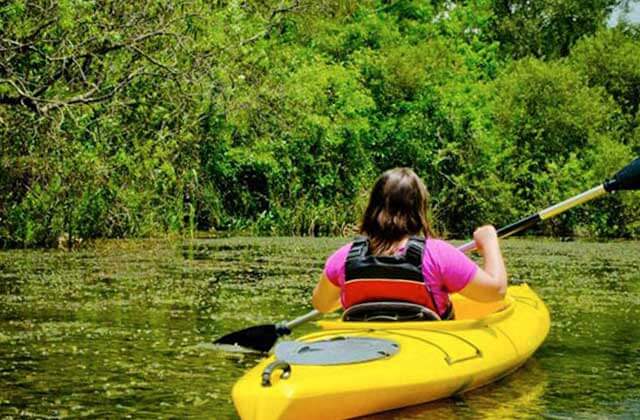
326, 242, 353, 263
423, 238, 471, 266
324, 241, 353, 286
425, 237, 459, 253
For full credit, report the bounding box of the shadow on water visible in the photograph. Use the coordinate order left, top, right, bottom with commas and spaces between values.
0, 238, 639, 418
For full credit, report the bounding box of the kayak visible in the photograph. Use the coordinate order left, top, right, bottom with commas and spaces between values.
232, 284, 549, 419
232, 284, 550, 420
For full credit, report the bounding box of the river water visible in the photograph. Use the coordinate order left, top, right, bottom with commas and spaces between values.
1, 237, 639, 418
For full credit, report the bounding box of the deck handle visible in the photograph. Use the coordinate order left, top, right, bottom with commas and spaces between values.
261, 360, 292, 387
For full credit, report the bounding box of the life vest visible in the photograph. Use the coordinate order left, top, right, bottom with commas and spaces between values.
343, 236, 440, 315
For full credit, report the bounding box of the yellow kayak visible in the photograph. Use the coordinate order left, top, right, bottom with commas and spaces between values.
232, 284, 550, 420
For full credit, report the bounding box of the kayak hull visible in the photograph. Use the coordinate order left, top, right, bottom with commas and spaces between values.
232, 284, 550, 420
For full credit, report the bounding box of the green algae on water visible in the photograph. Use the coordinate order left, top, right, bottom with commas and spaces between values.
0, 238, 639, 418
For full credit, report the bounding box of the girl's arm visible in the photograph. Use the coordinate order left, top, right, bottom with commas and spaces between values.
312, 274, 342, 313
459, 225, 508, 302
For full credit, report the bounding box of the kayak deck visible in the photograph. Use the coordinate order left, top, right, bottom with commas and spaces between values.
232, 284, 550, 420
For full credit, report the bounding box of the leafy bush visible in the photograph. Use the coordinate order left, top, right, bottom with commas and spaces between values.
1, 0, 639, 247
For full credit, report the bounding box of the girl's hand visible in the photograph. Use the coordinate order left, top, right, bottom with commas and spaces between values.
460, 225, 507, 302
473, 225, 498, 252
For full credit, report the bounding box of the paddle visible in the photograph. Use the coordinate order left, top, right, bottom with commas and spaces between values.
214, 157, 640, 352
458, 156, 640, 252
214, 308, 321, 353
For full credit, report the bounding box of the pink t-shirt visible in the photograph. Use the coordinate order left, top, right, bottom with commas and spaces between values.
323, 239, 478, 314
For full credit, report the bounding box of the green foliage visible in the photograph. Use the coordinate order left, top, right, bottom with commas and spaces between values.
491, 59, 619, 167
486, 0, 619, 58
570, 28, 640, 121
1, 0, 639, 247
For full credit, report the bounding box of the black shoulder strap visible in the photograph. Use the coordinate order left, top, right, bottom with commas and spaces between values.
347, 237, 369, 264
405, 236, 425, 267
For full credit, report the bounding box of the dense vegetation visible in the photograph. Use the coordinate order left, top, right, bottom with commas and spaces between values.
1, 0, 639, 247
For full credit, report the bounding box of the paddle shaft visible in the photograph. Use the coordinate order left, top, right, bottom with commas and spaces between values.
457, 184, 607, 253
285, 309, 321, 329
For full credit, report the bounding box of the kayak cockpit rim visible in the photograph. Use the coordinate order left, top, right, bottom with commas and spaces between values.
314, 295, 518, 333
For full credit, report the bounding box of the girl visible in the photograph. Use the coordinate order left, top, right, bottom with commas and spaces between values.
312, 168, 507, 320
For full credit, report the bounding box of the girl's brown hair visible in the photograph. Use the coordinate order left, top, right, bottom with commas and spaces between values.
360, 168, 434, 255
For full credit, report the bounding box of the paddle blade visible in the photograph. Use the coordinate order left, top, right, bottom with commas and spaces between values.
213, 324, 278, 353
605, 157, 640, 192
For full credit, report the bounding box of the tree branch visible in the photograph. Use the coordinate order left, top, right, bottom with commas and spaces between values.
128, 45, 177, 75
49, 30, 177, 62
39, 69, 147, 113
0, 19, 57, 53
1, 21, 180, 114
240, 0, 301, 45
0, 78, 40, 112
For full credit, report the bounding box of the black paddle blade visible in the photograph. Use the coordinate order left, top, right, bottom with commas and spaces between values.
214, 324, 278, 353
605, 157, 640, 192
